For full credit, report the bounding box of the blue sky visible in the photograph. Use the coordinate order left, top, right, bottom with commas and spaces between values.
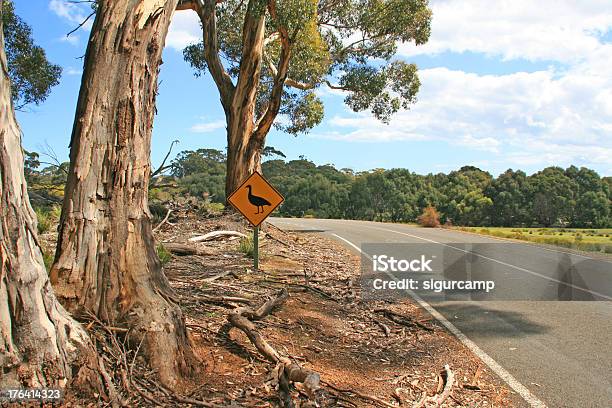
13, 0, 612, 176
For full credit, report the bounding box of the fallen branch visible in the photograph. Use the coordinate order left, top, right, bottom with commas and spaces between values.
163, 242, 212, 256
435, 365, 455, 406
153, 209, 172, 232
202, 270, 237, 282
189, 230, 247, 242
374, 308, 434, 332
228, 289, 320, 407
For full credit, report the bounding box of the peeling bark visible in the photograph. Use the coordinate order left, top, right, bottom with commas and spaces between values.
0, 4, 104, 394
51, 0, 197, 387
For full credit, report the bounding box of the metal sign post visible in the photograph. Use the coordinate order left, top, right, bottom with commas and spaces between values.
227, 171, 284, 270
253, 226, 259, 269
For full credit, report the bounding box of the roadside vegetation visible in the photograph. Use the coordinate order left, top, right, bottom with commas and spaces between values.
457, 227, 612, 253
27, 146, 611, 233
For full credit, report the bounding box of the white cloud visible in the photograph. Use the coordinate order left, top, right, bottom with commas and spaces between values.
49, 0, 94, 29
314, 53, 612, 170
311, 1, 612, 172
399, 0, 612, 63
65, 66, 82, 76
190, 120, 226, 133
59, 34, 80, 46
166, 10, 201, 51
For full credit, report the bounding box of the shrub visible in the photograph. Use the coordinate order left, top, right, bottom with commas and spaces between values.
156, 243, 172, 266
417, 206, 440, 228
35, 205, 61, 235
239, 235, 255, 258
42, 250, 54, 271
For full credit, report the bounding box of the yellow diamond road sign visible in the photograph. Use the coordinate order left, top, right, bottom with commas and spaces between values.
227, 171, 284, 227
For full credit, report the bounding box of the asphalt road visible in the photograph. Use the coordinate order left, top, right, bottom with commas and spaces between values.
269, 217, 612, 408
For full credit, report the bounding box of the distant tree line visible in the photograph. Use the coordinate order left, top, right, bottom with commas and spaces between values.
151, 148, 611, 228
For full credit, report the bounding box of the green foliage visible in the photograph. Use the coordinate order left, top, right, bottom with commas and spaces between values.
2, 0, 62, 109
239, 236, 255, 258
24, 158, 68, 208
148, 147, 611, 229
35, 205, 61, 235
156, 244, 172, 266
183, 0, 432, 135
41, 249, 54, 272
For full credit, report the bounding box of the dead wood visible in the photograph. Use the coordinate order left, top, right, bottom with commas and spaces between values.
435, 364, 455, 406
163, 242, 212, 256
374, 308, 434, 332
228, 288, 321, 407
203, 269, 237, 282
153, 208, 172, 232
189, 230, 247, 242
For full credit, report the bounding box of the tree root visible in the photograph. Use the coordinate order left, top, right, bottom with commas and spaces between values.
227, 288, 321, 407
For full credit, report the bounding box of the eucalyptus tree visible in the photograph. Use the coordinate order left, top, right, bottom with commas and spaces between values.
0, 2, 106, 393
181, 0, 432, 196
52, 0, 197, 387
1, 0, 61, 109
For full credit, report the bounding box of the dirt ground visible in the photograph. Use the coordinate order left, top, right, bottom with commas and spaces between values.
153, 211, 521, 407
37, 210, 523, 407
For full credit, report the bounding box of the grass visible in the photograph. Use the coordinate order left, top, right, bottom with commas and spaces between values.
455, 227, 612, 253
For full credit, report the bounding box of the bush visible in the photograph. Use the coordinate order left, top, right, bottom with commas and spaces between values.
239, 235, 255, 258
417, 206, 440, 228
156, 243, 172, 266
35, 205, 61, 235
42, 250, 54, 272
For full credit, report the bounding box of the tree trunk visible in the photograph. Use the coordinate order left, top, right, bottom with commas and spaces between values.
0, 5, 104, 394
225, 120, 264, 196
51, 0, 197, 387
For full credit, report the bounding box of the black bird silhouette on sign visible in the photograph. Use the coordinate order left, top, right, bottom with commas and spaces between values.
246, 185, 271, 214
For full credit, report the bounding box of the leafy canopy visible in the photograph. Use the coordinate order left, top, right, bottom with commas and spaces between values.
2, 0, 62, 109
184, 0, 431, 134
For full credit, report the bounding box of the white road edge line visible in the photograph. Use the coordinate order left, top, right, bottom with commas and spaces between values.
366, 226, 612, 301
330, 232, 548, 408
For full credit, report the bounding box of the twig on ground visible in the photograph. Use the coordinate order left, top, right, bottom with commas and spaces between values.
435, 364, 455, 406
374, 308, 434, 332
153, 209, 172, 232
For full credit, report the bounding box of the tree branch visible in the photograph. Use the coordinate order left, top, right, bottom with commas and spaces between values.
233, 0, 267, 109
190, 0, 235, 107
66, 10, 96, 37
151, 140, 179, 178
263, 52, 314, 91
253, 33, 291, 143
